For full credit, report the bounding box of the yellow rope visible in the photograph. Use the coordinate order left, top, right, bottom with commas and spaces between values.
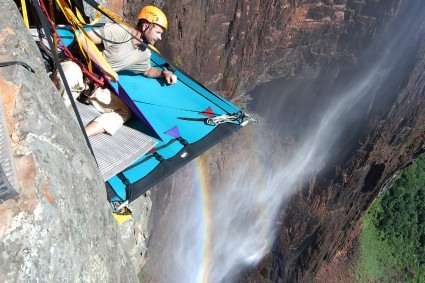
66, 0, 101, 25
92, 4, 132, 29
20, 0, 30, 28
55, 0, 115, 76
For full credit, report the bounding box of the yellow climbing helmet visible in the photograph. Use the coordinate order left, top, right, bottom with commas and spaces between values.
137, 6, 168, 30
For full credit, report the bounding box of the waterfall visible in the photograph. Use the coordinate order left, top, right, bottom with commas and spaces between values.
146, 2, 425, 282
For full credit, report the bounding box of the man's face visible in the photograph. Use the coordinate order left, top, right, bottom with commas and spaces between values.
143, 23, 164, 45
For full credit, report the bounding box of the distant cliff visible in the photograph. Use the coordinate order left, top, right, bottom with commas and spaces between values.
138, 0, 425, 282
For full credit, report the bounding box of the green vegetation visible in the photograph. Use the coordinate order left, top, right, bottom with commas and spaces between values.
356, 155, 425, 282
173, 56, 183, 68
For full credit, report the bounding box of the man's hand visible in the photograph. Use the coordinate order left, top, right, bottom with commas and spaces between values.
163, 70, 177, 85
104, 69, 119, 82
145, 67, 178, 84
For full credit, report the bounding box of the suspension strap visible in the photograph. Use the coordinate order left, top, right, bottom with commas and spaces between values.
89, 27, 133, 45
61, 46, 105, 86
36, 0, 105, 86
117, 135, 191, 172
20, 0, 30, 28
83, 0, 132, 29
66, 0, 102, 25
116, 172, 133, 207
48, 0, 59, 64
117, 172, 130, 186
32, 0, 95, 157
55, 0, 115, 78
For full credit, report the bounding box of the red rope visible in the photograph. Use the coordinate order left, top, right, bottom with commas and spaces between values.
37, 0, 105, 86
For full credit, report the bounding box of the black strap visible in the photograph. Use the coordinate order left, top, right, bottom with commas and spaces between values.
105, 181, 124, 201
117, 172, 130, 186
0, 61, 35, 73
71, 0, 90, 23
32, 0, 96, 158
89, 26, 133, 45
131, 99, 222, 115
116, 172, 132, 201
117, 136, 189, 172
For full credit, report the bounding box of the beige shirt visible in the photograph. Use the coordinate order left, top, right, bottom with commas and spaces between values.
98, 24, 151, 74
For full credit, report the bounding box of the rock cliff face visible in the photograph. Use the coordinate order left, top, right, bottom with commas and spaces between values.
0, 1, 149, 281
140, 0, 403, 98
1, 0, 425, 282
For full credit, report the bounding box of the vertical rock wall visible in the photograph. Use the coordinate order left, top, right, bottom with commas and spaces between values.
0, 0, 139, 281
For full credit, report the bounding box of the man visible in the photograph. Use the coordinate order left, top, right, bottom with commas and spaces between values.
78, 5, 177, 136
54, 60, 85, 109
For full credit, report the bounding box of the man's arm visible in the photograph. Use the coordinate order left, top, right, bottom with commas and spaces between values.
144, 67, 177, 85
77, 30, 119, 82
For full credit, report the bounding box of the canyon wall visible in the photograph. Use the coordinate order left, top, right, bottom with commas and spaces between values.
137, 0, 425, 281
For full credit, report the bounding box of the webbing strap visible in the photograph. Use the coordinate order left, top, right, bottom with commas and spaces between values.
55, 0, 115, 78
116, 173, 131, 202
89, 27, 133, 45
68, 0, 87, 24
118, 136, 190, 172
48, 0, 59, 70
65, 0, 101, 25
61, 46, 105, 86
0, 61, 34, 73
31, 0, 95, 158
36, 0, 105, 86
20, 0, 30, 28
83, 0, 132, 29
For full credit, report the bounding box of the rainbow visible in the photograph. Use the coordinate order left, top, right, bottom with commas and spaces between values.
190, 127, 269, 282
192, 157, 212, 283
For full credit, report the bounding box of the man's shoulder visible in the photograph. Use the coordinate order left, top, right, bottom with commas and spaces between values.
101, 24, 134, 41
102, 23, 131, 33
